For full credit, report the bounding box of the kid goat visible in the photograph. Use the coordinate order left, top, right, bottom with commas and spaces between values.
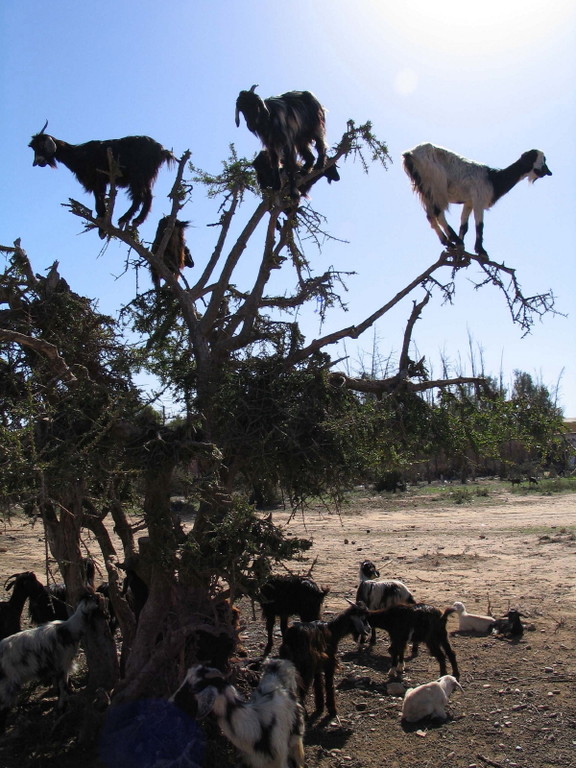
171, 658, 305, 768
401, 674, 463, 723
235, 85, 338, 199
402, 143, 552, 257
279, 601, 371, 718
29, 121, 175, 238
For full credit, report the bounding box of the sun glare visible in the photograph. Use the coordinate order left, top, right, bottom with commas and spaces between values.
385, 0, 574, 61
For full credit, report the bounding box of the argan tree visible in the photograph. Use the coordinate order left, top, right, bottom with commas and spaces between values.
0, 118, 556, 733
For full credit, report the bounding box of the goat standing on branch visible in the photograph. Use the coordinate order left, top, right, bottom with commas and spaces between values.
235, 85, 339, 199
402, 143, 552, 257
28, 121, 175, 238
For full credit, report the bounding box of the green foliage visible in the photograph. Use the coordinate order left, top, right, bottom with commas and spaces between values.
210, 353, 386, 505
179, 499, 312, 592
0, 253, 144, 511
509, 475, 576, 495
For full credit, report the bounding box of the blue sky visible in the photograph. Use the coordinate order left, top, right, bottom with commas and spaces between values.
2, 1, 575, 415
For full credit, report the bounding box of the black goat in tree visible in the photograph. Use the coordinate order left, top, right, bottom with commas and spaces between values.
235, 85, 339, 199
29, 121, 175, 238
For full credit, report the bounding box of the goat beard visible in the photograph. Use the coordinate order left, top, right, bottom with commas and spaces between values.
34, 157, 58, 169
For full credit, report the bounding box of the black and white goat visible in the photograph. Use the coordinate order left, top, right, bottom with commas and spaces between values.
235, 86, 337, 199
0, 572, 48, 640
171, 658, 305, 768
257, 574, 329, 656
150, 216, 194, 291
356, 560, 415, 646
0, 592, 102, 731
402, 143, 552, 257
366, 603, 460, 680
279, 601, 371, 717
29, 121, 175, 237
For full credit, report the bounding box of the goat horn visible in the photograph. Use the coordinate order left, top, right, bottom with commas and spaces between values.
249, 84, 259, 92
39, 119, 49, 134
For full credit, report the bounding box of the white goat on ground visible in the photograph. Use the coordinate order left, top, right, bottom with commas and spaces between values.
401, 674, 463, 723
402, 143, 551, 257
451, 601, 495, 634
171, 658, 305, 768
0, 592, 101, 731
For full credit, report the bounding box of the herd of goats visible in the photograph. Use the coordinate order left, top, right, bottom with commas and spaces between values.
4, 84, 547, 764
28, 84, 551, 273
0, 554, 525, 767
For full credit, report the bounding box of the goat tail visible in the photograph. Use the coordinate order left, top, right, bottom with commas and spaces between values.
403, 150, 429, 204
441, 607, 457, 625
162, 148, 177, 167
403, 146, 451, 214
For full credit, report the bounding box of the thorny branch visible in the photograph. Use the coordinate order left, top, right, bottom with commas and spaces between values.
472, 254, 558, 336
0, 241, 78, 385
0, 328, 78, 384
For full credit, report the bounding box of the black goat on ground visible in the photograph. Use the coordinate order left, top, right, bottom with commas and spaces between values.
0, 572, 48, 640
28, 557, 95, 625
279, 601, 370, 717
150, 216, 194, 291
236, 86, 336, 199
366, 603, 460, 680
257, 574, 329, 656
29, 121, 175, 238
492, 609, 525, 638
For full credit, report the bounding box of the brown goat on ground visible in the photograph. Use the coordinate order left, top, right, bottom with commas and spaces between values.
279, 601, 370, 717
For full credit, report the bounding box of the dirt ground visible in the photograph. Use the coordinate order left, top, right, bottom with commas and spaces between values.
1, 483, 575, 768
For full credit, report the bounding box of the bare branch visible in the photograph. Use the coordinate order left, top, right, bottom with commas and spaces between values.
0, 328, 78, 384
398, 294, 430, 374
288, 253, 451, 365
333, 371, 485, 398
471, 255, 558, 336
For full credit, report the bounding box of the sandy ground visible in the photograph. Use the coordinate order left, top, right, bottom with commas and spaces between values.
0, 484, 575, 767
